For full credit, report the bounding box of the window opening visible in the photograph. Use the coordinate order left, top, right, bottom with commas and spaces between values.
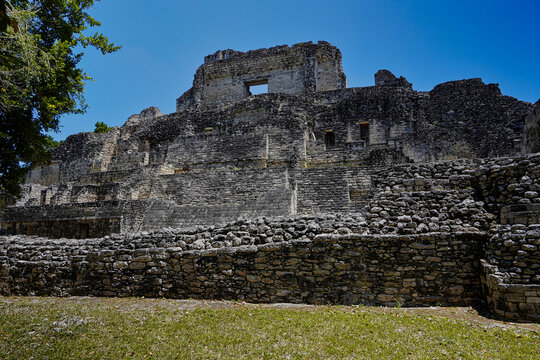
139, 138, 151, 152
324, 130, 335, 148
245, 79, 268, 96
80, 223, 89, 239
359, 122, 369, 143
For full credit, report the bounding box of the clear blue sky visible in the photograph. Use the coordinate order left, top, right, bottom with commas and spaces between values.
53, 0, 540, 140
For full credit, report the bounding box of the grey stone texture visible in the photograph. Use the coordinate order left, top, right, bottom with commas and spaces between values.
0, 220, 486, 307
524, 100, 540, 153
1, 41, 539, 322
374, 69, 412, 88
177, 41, 347, 109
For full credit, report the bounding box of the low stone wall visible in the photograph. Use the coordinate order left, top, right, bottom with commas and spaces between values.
0, 220, 485, 306
486, 224, 540, 285
3, 214, 540, 321
481, 261, 540, 322
481, 224, 540, 322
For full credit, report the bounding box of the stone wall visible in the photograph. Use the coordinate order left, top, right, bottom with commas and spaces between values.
1, 201, 124, 238
5, 154, 540, 239
524, 100, 540, 153
473, 155, 540, 221
486, 224, 540, 285
481, 223, 540, 322
478, 223, 540, 322
0, 215, 485, 307
141, 168, 294, 229
177, 41, 347, 109
411, 79, 531, 159
294, 167, 350, 214
482, 261, 540, 322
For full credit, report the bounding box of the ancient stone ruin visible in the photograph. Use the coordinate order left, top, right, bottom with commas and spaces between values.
1, 41, 539, 322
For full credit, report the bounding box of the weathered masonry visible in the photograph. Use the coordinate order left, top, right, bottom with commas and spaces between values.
1, 41, 539, 322
177, 41, 347, 109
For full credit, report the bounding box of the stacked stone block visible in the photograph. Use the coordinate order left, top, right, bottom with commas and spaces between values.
0, 219, 485, 307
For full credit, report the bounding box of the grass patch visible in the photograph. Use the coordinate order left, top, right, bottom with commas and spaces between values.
0, 297, 538, 359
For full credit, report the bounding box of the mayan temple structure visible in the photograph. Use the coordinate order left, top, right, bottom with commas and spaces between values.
1, 41, 539, 322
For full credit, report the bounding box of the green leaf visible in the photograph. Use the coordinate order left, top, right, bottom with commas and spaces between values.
0, 0, 120, 198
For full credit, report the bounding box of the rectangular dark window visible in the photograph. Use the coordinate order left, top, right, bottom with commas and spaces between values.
139, 138, 151, 152
359, 122, 369, 142
80, 223, 89, 239
324, 130, 335, 148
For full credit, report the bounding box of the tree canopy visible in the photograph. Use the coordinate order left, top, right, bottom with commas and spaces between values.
0, 0, 120, 202
94, 121, 112, 133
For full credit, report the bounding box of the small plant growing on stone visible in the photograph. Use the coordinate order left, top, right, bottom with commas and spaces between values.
94, 121, 114, 133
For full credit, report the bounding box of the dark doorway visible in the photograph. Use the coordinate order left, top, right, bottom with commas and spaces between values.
359, 121, 370, 143
79, 223, 89, 239
324, 130, 336, 148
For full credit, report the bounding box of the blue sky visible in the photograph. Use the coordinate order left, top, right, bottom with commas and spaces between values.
54, 0, 540, 140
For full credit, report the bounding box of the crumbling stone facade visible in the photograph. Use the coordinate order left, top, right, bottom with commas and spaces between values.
524, 100, 540, 153
177, 41, 347, 109
1, 41, 538, 321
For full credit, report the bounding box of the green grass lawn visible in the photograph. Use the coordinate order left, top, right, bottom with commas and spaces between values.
0, 297, 538, 359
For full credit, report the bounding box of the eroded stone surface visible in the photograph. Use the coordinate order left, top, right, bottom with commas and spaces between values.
524, 100, 540, 153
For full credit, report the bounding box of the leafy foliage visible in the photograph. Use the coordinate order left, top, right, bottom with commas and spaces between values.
0, 0, 120, 201
93, 121, 112, 133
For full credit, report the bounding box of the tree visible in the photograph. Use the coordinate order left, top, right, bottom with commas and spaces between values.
93, 121, 112, 133
0, 0, 120, 203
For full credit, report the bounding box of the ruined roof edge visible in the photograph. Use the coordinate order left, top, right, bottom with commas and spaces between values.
203, 40, 340, 64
